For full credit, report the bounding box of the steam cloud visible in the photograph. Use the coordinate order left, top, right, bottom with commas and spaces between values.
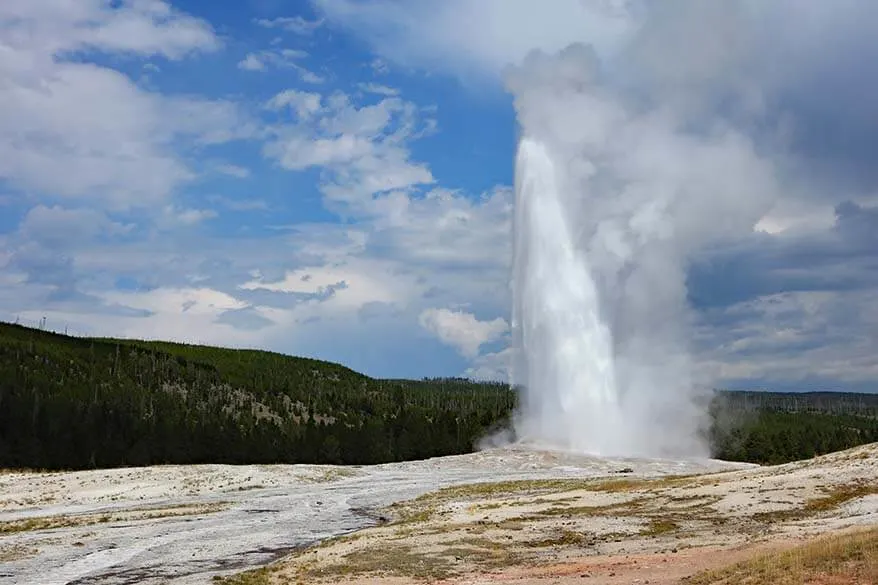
505, 42, 778, 458
314, 0, 877, 455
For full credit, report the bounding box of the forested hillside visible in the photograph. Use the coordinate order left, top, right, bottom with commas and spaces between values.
713, 390, 878, 417
709, 391, 878, 464
0, 322, 875, 470
0, 322, 513, 469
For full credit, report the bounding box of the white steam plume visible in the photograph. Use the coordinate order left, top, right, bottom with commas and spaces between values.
505, 44, 778, 458
313, 1, 819, 457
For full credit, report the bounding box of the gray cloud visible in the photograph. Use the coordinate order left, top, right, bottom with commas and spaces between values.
215, 307, 275, 331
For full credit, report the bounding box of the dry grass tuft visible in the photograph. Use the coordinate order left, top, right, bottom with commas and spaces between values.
525, 529, 590, 548
0, 468, 55, 475
805, 482, 878, 513
0, 516, 77, 534
640, 517, 679, 537
305, 468, 358, 484
753, 481, 878, 523
0, 544, 39, 562
0, 502, 228, 535
212, 567, 272, 585
309, 544, 458, 581
395, 475, 692, 507
687, 527, 878, 585
386, 475, 694, 528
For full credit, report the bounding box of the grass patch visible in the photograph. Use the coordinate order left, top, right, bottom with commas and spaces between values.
396, 475, 692, 507
591, 478, 652, 492
395, 507, 435, 525
522, 496, 649, 521
805, 482, 878, 513
496, 518, 526, 531
0, 502, 228, 534
687, 527, 878, 585
449, 536, 506, 551
306, 468, 358, 483
525, 530, 589, 548
0, 468, 56, 475
212, 567, 272, 585
387, 475, 693, 526
639, 517, 678, 537
752, 481, 878, 523
0, 516, 77, 534
470, 501, 505, 512
310, 544, 457, 581
302, 535, 522, 581
597, 474, 696, 491
0, 544, 39, 562
440, 543, 523, 570
415, 478, 593, 501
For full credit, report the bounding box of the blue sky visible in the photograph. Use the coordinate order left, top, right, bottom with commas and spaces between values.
1, 1, 877, 391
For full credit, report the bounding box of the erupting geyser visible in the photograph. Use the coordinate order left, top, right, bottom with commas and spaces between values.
512, 137, 623, 455
504, 44, 776, 458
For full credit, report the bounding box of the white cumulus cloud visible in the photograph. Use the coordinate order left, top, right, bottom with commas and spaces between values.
419, 308, 508, 358
0, 0, 248, 208
254, 16, 324, 35
262, 89, 435, 205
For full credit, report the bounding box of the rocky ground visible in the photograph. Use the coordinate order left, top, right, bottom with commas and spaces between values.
227, 443, 878, 585
0, 448, 745, 584
1, 444, 875, 585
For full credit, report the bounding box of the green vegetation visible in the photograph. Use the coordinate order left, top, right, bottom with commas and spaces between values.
310, 544, 458, 581
639, 517, 678, 536
805, 482, 878, 512
0, 322, 512, 469
753, 481, 878, 523
709, 397, 878, 464
212, 567, 272, 585
0, 321, 875, 470
299, 538, 520, 582
0, 544, 38, 563
0, 503, 228, 535
525, 529, 589, 547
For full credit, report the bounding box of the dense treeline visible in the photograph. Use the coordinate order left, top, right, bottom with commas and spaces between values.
710, 411, 878, 464
0, 322, 875, 470
708, 392, 878, 464
0, 323, 513, 469
713, 390, 878, 418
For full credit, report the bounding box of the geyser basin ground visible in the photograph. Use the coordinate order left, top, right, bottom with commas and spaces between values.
0, 448, 749, 584
242, 444, 878, 585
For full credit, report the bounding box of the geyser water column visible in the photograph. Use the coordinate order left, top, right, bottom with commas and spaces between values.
512, 137, 624, 455
505, 45, 710, 458
503, 42, 777, 459
510, 126, 705, 458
